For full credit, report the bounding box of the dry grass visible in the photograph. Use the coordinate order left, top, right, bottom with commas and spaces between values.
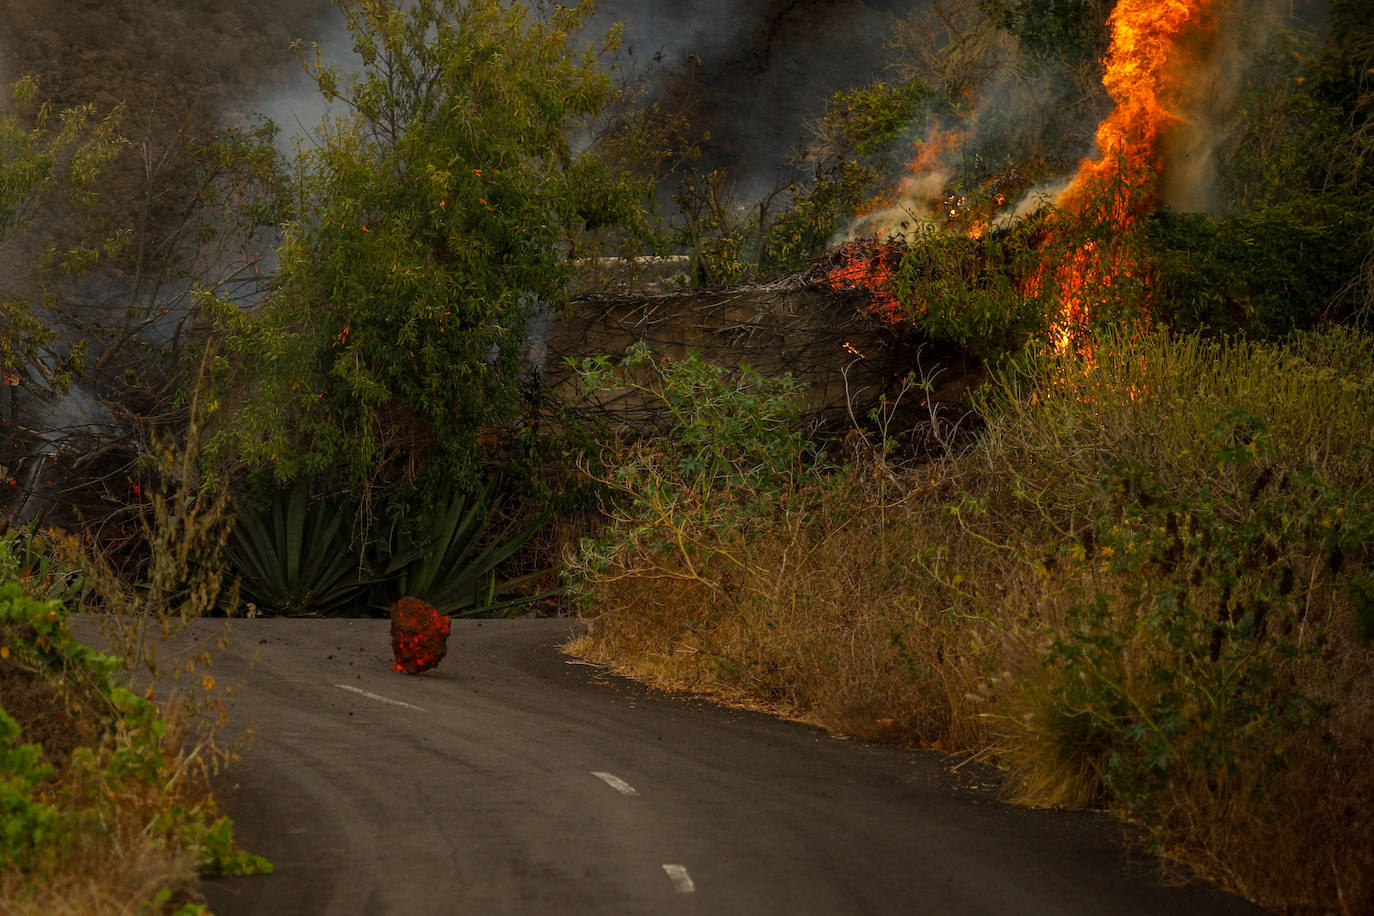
567, 326, 1374, 914
0, 642, 223, 914
0, 742, 210, 916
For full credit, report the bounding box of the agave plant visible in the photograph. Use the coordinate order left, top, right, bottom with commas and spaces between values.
379, 480, 551, 617
226, 489, 370, 617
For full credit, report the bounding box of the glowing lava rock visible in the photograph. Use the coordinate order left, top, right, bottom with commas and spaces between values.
390, 597, 452, 674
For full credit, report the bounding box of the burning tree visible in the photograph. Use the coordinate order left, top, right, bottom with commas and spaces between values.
1038, 0, 1225, 347
807, 0, 1241, 357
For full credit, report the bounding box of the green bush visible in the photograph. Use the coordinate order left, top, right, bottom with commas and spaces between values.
212, 0, 649, 517
377, 480, 550, 617
575, 343, 818, 501
570, 343, 822, 609
0, 708, 59, 874
972, 329, 1374, 870
226, 488, 369, 617
892, 223, 1052, 362
1148, 197, 1374, 334
0, 579, 269, 901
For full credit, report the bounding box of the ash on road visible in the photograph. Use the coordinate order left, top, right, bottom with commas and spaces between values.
182, 618, 1261, 915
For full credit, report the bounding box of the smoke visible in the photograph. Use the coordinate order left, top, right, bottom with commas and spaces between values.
1161, 0, 1330, 213
587, 0, 928, 201
827, 7, 1064, 244
243, 2, 357, 159
829, 0, 1337, 245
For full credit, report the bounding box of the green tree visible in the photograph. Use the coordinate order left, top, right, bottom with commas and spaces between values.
0, 75, 123, 393
976, 0, 1113, 67
215, 0, 648, 514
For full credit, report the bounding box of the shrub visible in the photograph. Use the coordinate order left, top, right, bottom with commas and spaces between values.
213, 0, 649, 518
0, 579, 269, 911
570, 326, 1374, 913
1147, 197, 1374, 334
891, 222, 1052, 362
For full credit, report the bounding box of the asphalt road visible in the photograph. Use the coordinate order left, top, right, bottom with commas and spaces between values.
160, 617, 1264, 915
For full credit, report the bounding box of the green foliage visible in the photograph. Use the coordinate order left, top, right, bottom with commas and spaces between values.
759, 81, 938, 273
892, 223, 1051, 362
0, 708, 59, 874
226, 489, 368, 617
977, 0, 1113, 66
1148, 196, 1374, 334
0, 580, 270, 889
379, 480, 549, 617
819, 80, 937, 161
0, 581, 120, 679
216, 0, 647, 513
157, 811, 273, 878
576, 343, 816, 500
227, 481, 551, 619
673, 170, 750, 286
974, 329, 1374, 828
1215, 13, 1374, 211
0, 75, 123, 388
1044, 415, 1354, 823
571, 344, 821, 606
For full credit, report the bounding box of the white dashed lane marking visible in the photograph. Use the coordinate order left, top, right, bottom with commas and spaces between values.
662, 864, 695, 894
591, 771, 639, 796
335, 684, 428, 712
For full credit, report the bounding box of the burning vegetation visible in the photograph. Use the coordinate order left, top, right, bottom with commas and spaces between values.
810, 0, 1318, 357
568, 2, 1374, 914
4, 0, 1372, 912
821, 238, 908, 318
1039, 0, 1223, 346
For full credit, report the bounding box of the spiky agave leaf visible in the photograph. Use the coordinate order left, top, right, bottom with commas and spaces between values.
379, 480, 554, 617
226, 489, 369, 616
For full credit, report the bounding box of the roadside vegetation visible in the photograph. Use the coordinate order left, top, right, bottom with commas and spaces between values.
3, 0, 1373, 912
0, 427, 268, 912
568, 327, 1374, 912
565, 2, 1374, 914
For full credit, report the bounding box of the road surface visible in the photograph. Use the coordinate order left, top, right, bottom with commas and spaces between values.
157, 617, 1262, 915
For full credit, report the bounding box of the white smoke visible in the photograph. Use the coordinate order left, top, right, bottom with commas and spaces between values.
240, 2, 358, 159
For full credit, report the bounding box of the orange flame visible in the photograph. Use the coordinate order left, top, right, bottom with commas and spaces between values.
1045, 0, 1222, 347
824, 239, 907, 318
1061, 0, 1222, 221
826, 0, 1222, 345
854, 125, 967, 231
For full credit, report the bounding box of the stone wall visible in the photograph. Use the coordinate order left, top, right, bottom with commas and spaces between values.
538, 275, 936, 432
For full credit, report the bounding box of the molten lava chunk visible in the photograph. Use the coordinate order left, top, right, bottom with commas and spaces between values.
389, 597, 452, 674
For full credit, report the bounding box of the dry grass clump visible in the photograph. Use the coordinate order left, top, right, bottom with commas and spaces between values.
569, 471, 991, 744
568, 326, 1374, 914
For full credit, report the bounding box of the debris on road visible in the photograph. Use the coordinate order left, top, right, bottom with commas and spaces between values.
390, 597, 451, 674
